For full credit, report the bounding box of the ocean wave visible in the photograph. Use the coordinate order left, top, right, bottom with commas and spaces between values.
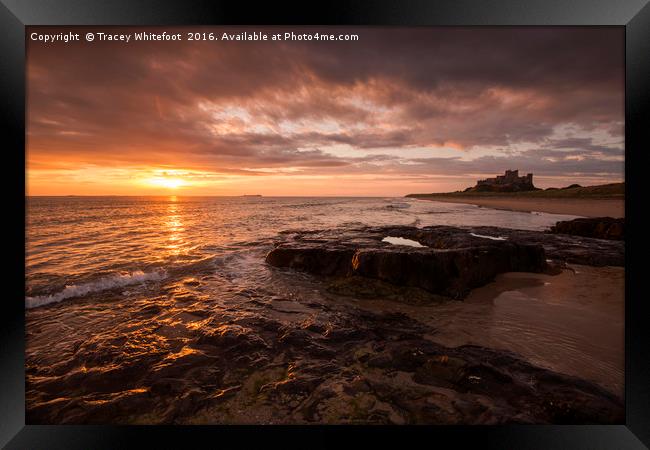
25, 270, 168, 309
287, 202, 337, 209
385, 202, 411, 209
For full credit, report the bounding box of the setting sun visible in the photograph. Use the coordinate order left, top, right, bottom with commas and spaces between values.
147, 177, 185, 189
138, 170, 192, 190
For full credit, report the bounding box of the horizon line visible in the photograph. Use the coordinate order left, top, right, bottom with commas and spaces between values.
25, 194, 401, 198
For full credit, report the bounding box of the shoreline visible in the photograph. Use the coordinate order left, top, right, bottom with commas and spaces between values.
27, 222, 625, 424
411, 196, 624, 218
347, 265, 624, 398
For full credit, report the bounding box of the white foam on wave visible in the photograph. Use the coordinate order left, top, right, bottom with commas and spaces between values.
25, 270, 167, 309
382, 236, 427, 248
469, 233, 507, 241
386, 203, 411, 209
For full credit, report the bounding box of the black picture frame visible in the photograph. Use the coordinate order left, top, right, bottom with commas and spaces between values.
2, 1, 649, 448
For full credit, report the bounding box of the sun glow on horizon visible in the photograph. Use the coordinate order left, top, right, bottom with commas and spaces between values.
137, 169, 202, 190
26, 160, 625, 197
145, 176, 186, 189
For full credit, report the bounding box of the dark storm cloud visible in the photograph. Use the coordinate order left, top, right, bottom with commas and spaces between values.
27, 26, 624, 178
411, 152, 623, 176
542, 137, 624, 157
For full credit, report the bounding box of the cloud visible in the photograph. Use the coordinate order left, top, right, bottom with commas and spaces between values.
27, 26, 624, 190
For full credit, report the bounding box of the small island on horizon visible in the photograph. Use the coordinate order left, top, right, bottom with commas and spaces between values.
406, 170, 624, 218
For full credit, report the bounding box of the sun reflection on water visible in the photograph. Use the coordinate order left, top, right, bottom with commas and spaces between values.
165, 197, 185, 255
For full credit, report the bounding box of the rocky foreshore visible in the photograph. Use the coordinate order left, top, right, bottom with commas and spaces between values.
27, 225, 624, 425
241, 224, 622, 424
28, 304, 622, 425
189, 309, 624, 424
266, 225, 624, 300
549, 217, 624, 241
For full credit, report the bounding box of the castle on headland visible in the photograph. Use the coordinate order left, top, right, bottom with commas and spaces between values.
470, 169, 537, 192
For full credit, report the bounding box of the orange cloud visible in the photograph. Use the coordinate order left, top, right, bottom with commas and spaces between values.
27, 26, 624, 195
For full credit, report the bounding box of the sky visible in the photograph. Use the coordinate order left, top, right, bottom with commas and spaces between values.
27, 27, 624, 196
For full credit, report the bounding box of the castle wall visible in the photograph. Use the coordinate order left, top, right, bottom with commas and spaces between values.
474, 170, 535, 191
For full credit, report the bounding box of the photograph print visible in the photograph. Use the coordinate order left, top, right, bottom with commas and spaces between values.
25, 26, 625, 425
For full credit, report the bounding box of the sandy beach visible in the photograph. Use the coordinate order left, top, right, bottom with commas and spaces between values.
414, 196, 624, 218
351, 264, 625, 397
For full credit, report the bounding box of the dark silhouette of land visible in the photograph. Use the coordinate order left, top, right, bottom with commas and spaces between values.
406, 182, 624, 217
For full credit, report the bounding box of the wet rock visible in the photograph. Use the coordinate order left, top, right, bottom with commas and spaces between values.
378, 225, 624, 267
196, 324, 269, 354
265, 246, 356, 276
148, 380, 178, 397
549, 217, 624, 241
324, 326, 369, 343
268, 225, 623, 293
27, 305, 624, 425
267, 225, 547, 298
327, 276, 447, 305
360, 339, 623, 425
27, 232, 623, 425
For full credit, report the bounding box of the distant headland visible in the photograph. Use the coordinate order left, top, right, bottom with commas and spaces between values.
406, 170, 624, 218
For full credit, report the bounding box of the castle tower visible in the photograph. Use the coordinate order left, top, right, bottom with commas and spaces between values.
473, 170, 535, 192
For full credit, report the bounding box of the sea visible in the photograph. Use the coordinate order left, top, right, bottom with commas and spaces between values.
26, 195, 578, 307
25, 196, 623, 422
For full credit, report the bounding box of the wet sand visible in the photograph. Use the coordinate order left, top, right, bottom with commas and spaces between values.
415, 196, 624, 218
348, 264, 625, 397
